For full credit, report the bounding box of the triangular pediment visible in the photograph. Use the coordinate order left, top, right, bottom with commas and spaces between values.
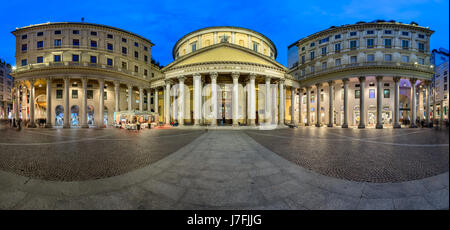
163, 43, 286, 71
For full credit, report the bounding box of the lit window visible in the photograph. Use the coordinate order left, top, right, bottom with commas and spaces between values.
369, 89, 375, 99
384, 89, 390, 98
355, 90, 360, 99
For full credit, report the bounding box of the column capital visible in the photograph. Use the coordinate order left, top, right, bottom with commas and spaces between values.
279, 78, 285, 84
63, 76, 70, 82
342, 78, 349, 83
315, 82, 321, 88
376, 76, 383, 81
393, 76, 401, 82
178, 76, 186, 82
113, 80, 120, 87
264, 75, 271, 83
46, 76, 53, 81
81, 77, 88, 83
358, 76, 366, 82
127, 84, 133, 89
98, 78, 105, 84
410, 78, 418, 84
209, 72, 218, 79
164, 79, 173, 85
328, 80, 334, 86
232, 72, 240, 79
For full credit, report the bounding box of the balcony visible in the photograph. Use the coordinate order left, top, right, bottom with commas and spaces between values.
300, 61, 434, 80
12, 61, 147, 80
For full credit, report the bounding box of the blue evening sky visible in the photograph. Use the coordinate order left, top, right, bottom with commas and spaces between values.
0, 0, 448, 67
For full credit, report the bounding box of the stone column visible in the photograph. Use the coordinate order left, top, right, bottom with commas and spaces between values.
193, 74, 201, 126
278, 79, 285, 125
232, 72, 240, 126
426, 81, 431, 127
328, 81, 334, 127
164, 80, 171, 124
358, 76, 366, 129
265, 76, 271, 124
154, 88, 159, 114
342, 79, 349, 128
393, 77, 401, 128
15, 83, 20, 123
98, 79, 105, 128
306, 86, 311, 126
440, 101, 444, 126
410, 78, 417, 128
139, 87, 144, 112
81, 77, 88, 128
114, 81, 120, 113
271, 83, 277, 124
128, 85, 133, 111
63, 77, 70, 128
315, 83, 321, 127
28, 78, 36, 128
290, 87, 296, 124
147, 90, 151, 111
210, 72, 217, 126
298, 87, 303, 125
376, 76, 383, 129
178, 76, 185, 126
46, 77, 52, 128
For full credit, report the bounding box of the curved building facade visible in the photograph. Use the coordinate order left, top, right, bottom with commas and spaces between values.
10, 21, 437, 129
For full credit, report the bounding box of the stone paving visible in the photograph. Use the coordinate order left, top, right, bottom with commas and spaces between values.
245, 127, 449, 183
0, 127, 448, 210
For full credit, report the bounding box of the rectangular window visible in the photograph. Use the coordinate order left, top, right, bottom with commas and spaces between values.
335, 58, 341, 66
72, 54, 79, 62
37, 56, 43, 63
107, 58, 113, 66
334, 34, 341, 39
350, 40, 357, 50
72, 39, 79, 47
134, 51, 139, 58
402, 40, 409, 49
418, 58, 424, 65
122, 62, 127, 69
134, 65, 139, 72
418, 42, 425, 52
355, 90, 361, 99
122, 38, 127, 43
321, 47, 327, 55
72, 90, 78, 99
310, 51, 315, 60
54, 55, 61, 62
319, 37, 329, 44
90, 40, 97, 48
144, 69, 148, 76
301, 47, 305, 51
322, 62, 327, 69
384, 30, 392, 34
104, 92, 107, 100
87, 90, 93, 99
22, 34, 27, 39
21, 59, 27, 66
90, 31, 97, 36
21, 44, 27, 51
191, 42, 197, 52
57, 84, 63, 88
384, 83, 390, 87
418, 34, 425, 39
384, 89, 390, 98
54, 30, 61, 35
334, 43, 341, 52
367, 54, 375, 62
107, 34, 113, 39
73, 30, 80, 34
350, 31, 357, 36
384, 54, 392, 61
301, 55, 305, 64
144, 46, 148, 51
253, 42, 259, 52
107, 43, 113, 51
369, 89, 375, 99
310, 66, 315, 73
90, 56, 97, 64
56, 90, 63, 99
367, 39, 374, 48
37, 41, 44, 49
54, 39, 61, 47
37, 32, 43, 36
350, 56, 357, 64
122, 47, 127, 54
366, 30, 374, 34
134, 42, 139, 47
384, 39, 392, 48
402, 55, 409, 63
144, 55, 148, 62
310, 42, 315, 47
402, 31, 409, 36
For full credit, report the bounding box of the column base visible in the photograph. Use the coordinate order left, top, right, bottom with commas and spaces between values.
249, 119, 256, 126
28, 123, 37, 128
315, 123, 321, 127
327, 124, 333, 127
341, 124, 348, 128
305, 123, 310, 126
81, 124, 89, 128
393, 123, 401, 129
45, 123, 53, 128
376, 124, 383, 129
410, 124, 417, 128
358, 124, 365, 129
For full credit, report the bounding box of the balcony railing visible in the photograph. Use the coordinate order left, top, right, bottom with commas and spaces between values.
298, 61, 434, 80
13, 61, 146, 79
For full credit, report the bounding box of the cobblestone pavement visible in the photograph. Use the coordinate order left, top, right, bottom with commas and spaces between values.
0, 124, 448, 210
246, 127, 449, 183
0, 122, 204, 181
